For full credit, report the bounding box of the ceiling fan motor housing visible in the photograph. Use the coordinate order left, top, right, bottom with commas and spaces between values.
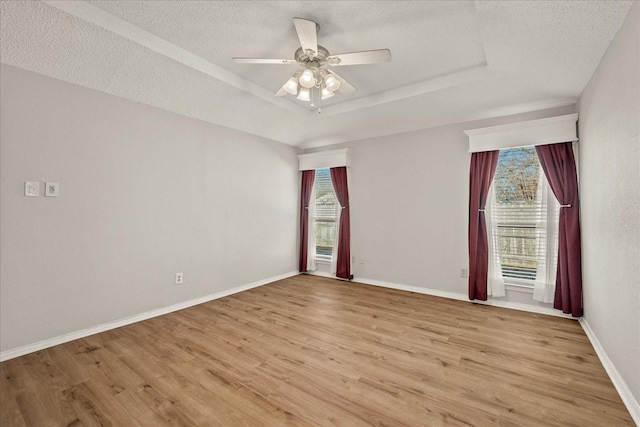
295, 45, 331, 66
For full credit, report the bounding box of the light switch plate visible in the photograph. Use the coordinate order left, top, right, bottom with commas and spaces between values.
25, 181, 39, 197
45, 182, 59, 197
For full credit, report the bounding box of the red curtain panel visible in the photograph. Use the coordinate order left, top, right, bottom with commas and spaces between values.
299, 170, 315, 272
468, 150, 500, 301
330, 167, 353, 280
535, 143, 583, 317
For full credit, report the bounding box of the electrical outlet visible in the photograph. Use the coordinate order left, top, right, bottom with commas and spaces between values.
175, 272, 183, 285
359, 257, 365, 264
460, 268, 468, 278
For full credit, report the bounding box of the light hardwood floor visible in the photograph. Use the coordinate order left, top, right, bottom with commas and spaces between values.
0, 275, 633, 426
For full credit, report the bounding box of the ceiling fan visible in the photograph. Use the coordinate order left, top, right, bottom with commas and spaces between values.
232, 18, 391, 106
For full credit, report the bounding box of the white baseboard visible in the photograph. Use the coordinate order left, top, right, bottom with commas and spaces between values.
306, 271, 336, 279
473, 296, 574, 318
355, 277, 469, 301
306, 271, 352, 281
579, 318, 640, 425
0, 271, 299, 362
353, 276, 574, 319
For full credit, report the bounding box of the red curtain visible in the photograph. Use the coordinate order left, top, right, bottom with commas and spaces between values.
535, 143, 583, 317
468, 151, 500, 301
330, 167, 353, 280
299, 170, 315, 273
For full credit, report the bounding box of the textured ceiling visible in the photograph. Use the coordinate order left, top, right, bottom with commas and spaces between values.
0, 0, 633, 148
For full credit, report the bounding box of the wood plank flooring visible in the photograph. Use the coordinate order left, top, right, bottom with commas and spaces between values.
0, 275, 633, 426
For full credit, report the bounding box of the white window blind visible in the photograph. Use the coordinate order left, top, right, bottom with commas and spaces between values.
314, 168, 338, 258
489, 147, 559, 284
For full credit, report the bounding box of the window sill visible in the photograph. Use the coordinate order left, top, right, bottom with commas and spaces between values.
504, 282, 534, 294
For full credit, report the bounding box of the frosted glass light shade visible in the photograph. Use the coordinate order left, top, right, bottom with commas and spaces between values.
299, 68, 315, 89
324, 74, 340, 92
284, 77, 299, 95
297, 87, 310, 101
321, 86, 335, 100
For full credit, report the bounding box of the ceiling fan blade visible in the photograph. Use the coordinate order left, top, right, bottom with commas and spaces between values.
293, 18, 318, 56
327, 49, 391, 66
275, 86, 287, 96
232, 58, 297, 65
327, 70, 356, 96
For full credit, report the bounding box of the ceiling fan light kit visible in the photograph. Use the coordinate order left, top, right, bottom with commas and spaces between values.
324, 73, 340, 92
232, 17, 391, 108
321, 86, 335, 100
284, 76, 299, 95
297, 87, 311, 102
299, 68, 316, 88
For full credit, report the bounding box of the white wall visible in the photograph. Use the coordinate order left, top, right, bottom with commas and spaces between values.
0, 65, 299, 354
306, 105, 576, 309
577, 1, 640, 409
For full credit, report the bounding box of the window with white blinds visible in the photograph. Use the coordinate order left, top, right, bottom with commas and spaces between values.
314, 168, 338, 259
489, 147, 559, 283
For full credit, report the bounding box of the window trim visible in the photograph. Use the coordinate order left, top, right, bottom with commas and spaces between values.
465, 113, 578, 153
298, 149, 350, 171
505, 282, 535, 293
505, 279, 535, 289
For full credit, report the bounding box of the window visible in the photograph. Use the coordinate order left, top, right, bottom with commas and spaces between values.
489, 147, 559, 285
313, 168, 338, 259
